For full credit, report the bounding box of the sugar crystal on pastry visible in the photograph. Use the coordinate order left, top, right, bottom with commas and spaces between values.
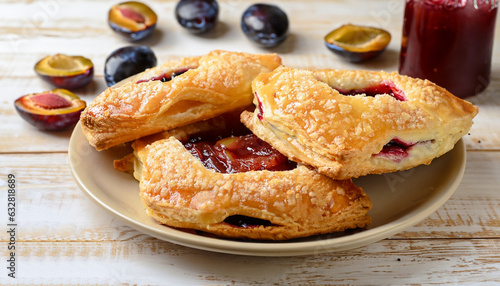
81, 50, 282, 151
114, 113, 372, 240
241, 66, 478, 180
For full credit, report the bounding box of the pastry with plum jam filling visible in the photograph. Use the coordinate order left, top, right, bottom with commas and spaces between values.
241, 66, 478, 180
80, 50, 282, 151
114, 112, 372, 240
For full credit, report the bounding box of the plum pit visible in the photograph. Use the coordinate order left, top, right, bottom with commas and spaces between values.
14, 89, 86, 131
108, 1, 157, 41
30, 93, 73, 110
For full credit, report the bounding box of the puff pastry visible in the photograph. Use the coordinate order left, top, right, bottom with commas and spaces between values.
116, 115, 372, 240
241, 66, 478, 180
80, 50, 282, 150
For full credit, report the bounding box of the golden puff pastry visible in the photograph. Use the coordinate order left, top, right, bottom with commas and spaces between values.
80, 50, 282, 150
241, 66, 478, 180
116, 115, 372, 240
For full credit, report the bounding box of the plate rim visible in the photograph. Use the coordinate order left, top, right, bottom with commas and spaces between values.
69, 123, 466, 256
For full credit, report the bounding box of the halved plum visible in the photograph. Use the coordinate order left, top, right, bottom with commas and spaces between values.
325, 24, 391, 62
14, 89, 86, 131
108, 1, 157, 41
34, 54, 94, 89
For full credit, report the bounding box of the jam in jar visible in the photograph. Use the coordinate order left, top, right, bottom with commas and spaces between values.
399, 0, 498, 98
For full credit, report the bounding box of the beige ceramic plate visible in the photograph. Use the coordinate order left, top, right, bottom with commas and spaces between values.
69, 123, 466, 256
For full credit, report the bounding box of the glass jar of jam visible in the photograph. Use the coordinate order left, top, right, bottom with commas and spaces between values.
399, 0, 498, 98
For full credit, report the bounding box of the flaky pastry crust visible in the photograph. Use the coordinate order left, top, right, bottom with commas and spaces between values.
80, 50, 282, 150
119, 116, 372, 240
241, 66, 478, 180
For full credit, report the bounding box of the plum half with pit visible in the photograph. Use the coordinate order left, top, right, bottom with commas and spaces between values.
104, 45, 157, 87
108, 1, 157, 41
175, 0, 219, 33
34, 54, 94, 89
14, 89, 86, 131
241, 4, 289, 48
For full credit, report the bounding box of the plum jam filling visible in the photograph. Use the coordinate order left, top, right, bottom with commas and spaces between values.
256, 92, 265, 121
136, 68, 189, 84
334, 80, 407, 101
374, 138, 417, 162
183, 120, 296, 174
184, 133, 297, 174
223, 215, 276, 228
30, 93, 72, 109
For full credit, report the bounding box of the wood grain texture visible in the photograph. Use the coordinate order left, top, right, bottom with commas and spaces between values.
1, 0, 499, 284
0, 239, 498, 285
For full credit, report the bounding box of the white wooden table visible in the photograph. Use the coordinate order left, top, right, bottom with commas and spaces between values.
1, 0, 499, 284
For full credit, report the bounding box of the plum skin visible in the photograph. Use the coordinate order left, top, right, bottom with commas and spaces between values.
104, 45, 157, 87
175, 0, 219, 33
15, 107, 83, 131
34, 54, 94, 90
36, 67, 94, 90
109, 21, 157, 41
241, 4, 289, 48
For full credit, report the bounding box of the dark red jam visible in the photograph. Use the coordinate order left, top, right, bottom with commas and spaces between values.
136, 68, 189, 84
184, 133, 297, 174
399, 0, 497, 98
223, 215, 275, 228
374, 138, 416, 162
334, 80, 406, 101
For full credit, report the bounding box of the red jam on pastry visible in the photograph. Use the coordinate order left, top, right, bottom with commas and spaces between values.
136, 68, 190, 83
374, 138, 415, 162
242, 66, 478, 180
81, 50, 282, 151
184, 133, 297, 174
333, 80, 407, 101
223, 215, 275, 228
113, 112, 372, 240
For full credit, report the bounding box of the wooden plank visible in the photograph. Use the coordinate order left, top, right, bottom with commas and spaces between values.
0, 239, 498, 285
